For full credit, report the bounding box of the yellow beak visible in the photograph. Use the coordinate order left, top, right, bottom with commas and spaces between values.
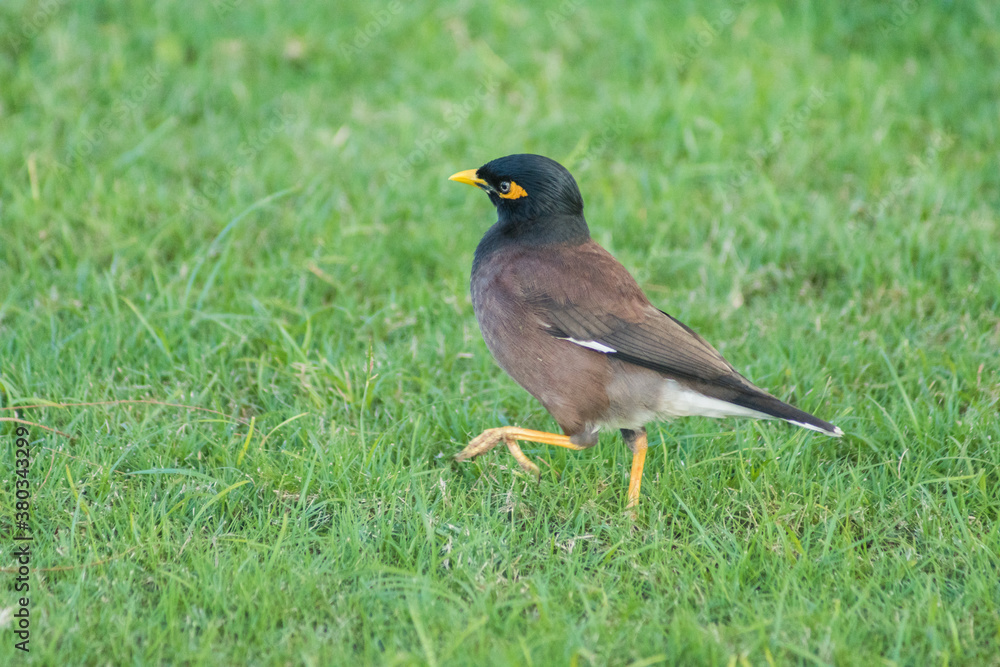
448, 169, 488, 189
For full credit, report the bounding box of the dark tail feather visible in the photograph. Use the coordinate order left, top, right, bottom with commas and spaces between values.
731, 392, 843, 437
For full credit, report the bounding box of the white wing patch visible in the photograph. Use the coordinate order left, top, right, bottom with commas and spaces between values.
560, 337, 617, 354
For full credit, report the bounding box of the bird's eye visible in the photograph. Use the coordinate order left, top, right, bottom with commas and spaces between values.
496, 180, 528, 200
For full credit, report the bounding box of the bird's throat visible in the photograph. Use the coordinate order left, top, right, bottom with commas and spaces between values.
472, 214, 590, 275
498, 212, 590, 247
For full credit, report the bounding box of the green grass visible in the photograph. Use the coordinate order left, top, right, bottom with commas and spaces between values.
2, 0, 999, 664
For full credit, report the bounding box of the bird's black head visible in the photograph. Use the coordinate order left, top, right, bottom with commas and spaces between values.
450, 154, 589, 245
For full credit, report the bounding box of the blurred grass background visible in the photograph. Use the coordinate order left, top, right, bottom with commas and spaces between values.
1, 0, 998, 664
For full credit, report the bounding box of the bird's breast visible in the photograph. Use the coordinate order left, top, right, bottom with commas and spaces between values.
470, 250, 614, 438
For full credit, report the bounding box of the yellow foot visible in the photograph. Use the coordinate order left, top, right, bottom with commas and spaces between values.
625, 431, 648, 510
455, 426, 586, 479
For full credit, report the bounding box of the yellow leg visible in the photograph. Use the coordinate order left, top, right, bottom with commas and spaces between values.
626, 431, 648, 508
455, 426, 587, 477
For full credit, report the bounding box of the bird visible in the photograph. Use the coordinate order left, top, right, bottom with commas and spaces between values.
449, 154, 842, 508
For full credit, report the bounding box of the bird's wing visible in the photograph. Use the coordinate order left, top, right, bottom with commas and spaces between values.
513, 240, 842, 436
517, 241, 744, 387
536, 298, 742, 385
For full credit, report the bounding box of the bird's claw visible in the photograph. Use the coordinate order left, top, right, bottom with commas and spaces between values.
454, 427, 505, 461
455, 427, 541, 479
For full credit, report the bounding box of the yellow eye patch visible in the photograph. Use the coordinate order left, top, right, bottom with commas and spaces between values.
498, 181, 528, 200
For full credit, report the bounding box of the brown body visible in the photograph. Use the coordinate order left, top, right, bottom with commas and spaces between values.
473, 240, 658, 444
472, 238, 794, 445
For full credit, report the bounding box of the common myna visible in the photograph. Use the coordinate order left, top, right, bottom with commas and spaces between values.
449, 154, 842, 507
